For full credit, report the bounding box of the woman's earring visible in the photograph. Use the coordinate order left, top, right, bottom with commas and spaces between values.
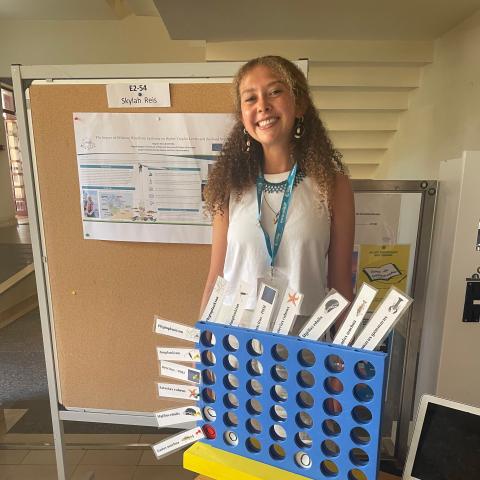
294, 116, 305, 139
243, 128, 251, 152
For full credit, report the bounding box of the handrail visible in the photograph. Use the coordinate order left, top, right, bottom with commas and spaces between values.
0, 263, 35, 295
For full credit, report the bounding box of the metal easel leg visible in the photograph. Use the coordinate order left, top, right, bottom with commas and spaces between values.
11, 64, 68, 480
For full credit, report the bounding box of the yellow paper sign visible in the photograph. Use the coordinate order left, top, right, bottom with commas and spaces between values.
357, 244, 410, 311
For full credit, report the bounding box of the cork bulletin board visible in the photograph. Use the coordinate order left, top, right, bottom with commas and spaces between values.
28, 82, 234, 413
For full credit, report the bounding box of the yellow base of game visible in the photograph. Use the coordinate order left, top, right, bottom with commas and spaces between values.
183, 442, 310, 480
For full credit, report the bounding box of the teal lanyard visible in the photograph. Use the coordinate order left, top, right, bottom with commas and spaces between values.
256, 163, 297, 270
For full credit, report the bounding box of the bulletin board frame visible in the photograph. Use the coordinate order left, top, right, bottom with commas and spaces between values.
12, 62, 436, 480
14, 61, 308, 480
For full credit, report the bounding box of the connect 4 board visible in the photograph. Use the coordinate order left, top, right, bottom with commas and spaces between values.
195, 321, 387, 480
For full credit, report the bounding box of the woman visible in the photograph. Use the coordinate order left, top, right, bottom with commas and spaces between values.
200, 56, 354, 331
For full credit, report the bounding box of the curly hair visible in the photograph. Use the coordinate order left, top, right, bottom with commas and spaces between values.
204, 55, 347, 216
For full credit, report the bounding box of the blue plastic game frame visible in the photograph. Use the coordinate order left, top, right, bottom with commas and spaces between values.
195, 321, 388, 480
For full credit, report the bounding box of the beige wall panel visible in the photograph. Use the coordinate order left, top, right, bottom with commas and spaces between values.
309, 64, 421, 88
330, 131, 394, 149
345, 164, 379, 179
377, 10, 480, 179
339, 149, 385, 165
320, 111, 400, 131
313, 90, 409, 110
0, 16, 206, 76
206, 40, 434, 63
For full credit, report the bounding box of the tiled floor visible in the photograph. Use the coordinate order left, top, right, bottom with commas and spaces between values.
0, 302, 198, 480
0, 431, 198, 480
1, 409, 196, 479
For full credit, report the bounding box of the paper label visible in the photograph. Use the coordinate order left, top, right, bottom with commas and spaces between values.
152, 426, 204, 459
201, 276, 228, 322
106, 82, 171, 108
333, 283, 378, 345
154, 317, 200, 343
157, 347, 200, 362
218, 281, 249, 326
252, 283, 279, 331
160, 361, 201, 384
154, 406, 201, 428
271, 287, 304, 335
298, 290, 350, 340
157, 382, 200, 401
352, 287, 413, 350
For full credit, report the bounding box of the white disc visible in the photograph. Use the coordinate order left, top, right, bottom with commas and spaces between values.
203, 406, 217, 422
224, 430, 239, 446
295, 451, 312, 468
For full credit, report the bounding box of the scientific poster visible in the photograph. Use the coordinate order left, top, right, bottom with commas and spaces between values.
354, 193, 401, 244
73, 112, 234, 243
356, 244, 411, 311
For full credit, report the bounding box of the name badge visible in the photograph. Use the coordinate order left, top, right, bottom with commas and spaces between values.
106, 82, 171, 108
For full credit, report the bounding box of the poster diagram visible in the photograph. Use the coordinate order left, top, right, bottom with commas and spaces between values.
73, 112, 234, 244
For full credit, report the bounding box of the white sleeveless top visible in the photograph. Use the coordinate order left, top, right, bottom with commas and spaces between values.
223, 172, 330, 315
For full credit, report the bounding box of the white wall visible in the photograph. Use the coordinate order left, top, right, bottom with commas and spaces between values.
377, 10, 480, 179
0, 15, 205, 76
384, 10, 480, 406
0, 15, 206, 221
435, 153, 480, 405
416, 153, 480, 406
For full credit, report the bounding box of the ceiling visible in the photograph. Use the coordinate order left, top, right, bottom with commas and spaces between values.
155, 0, 480, 41
0, 0, 159, 20
1, 0, 479, 41
0, 0, 116, 20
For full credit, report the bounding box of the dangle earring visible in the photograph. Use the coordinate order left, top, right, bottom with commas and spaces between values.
243, 127, 251, 152
294, 116, 305, 139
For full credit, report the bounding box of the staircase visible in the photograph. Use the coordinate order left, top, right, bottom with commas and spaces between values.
206, 39, 433, 178
0, 242, 38, 329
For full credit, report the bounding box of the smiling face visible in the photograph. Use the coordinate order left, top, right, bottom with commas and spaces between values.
239, 65, 301, 153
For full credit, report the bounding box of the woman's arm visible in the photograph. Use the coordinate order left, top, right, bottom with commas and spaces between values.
199, 207, 229, 317
328, 173, 355, 302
